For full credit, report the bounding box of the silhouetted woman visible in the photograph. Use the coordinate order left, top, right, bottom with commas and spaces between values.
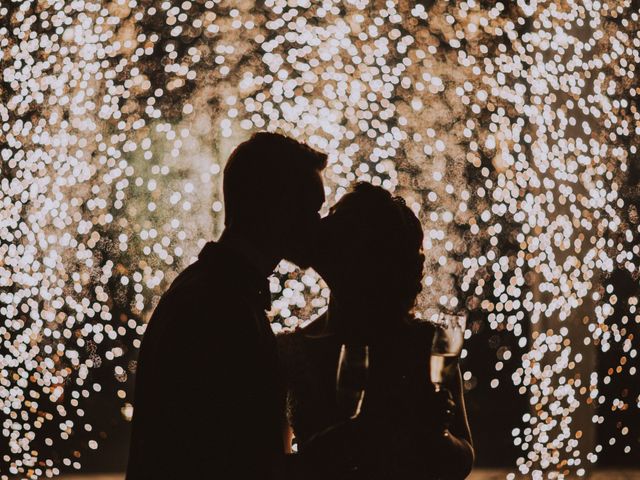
278, 182, 474, 480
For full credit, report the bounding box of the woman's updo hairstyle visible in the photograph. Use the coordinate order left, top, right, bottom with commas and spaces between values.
325, 182, 425, 332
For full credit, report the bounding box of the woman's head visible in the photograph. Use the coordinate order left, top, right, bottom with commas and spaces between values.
314, 182, 425, 341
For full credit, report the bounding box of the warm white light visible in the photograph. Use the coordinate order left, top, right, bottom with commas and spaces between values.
1, 1, 638, 478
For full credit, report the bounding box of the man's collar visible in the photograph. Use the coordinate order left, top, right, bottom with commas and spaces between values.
217, 229, 275, 279
198, 240, 271, 311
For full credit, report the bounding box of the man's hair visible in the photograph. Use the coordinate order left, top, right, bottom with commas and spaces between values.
223, 132, 327, 228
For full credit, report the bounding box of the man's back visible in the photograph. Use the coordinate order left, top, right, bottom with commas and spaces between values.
126, 242, 284, 479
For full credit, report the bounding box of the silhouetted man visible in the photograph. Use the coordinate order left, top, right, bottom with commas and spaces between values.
126, 132, 326, 479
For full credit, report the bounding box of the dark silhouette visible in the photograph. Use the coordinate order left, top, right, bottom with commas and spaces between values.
126, 132, 326, 480
278, 182, 474, 479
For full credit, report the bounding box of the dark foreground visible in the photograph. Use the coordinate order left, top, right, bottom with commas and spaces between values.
59, 470, 640, 480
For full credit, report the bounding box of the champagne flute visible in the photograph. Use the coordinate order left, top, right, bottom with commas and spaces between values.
430, 311, 466, 391
336, 343, 369, 419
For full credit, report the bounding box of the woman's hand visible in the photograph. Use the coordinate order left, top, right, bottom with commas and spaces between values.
426, 387, 474, 479
431, 431, 474, 480
432, 387, 457, 433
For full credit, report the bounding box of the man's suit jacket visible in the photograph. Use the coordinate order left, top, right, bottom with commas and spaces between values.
126, 242, 285, 479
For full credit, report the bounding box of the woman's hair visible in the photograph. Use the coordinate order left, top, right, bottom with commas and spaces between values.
325, 182, 425, 325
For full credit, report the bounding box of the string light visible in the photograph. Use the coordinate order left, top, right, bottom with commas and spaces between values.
1, 1, 638, 478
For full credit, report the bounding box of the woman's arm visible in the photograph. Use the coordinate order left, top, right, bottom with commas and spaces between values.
447, 363, 474, 450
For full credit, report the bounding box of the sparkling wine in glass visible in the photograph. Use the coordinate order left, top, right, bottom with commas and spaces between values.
336, 344, 369, 419
430, 312, 466, 391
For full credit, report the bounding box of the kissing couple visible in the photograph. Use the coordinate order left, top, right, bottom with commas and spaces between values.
126, 132, 474, 479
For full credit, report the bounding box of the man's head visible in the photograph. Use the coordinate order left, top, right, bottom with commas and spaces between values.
223, 132, 327, 268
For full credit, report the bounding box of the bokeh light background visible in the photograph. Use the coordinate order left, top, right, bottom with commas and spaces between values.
2, 0, 640, 478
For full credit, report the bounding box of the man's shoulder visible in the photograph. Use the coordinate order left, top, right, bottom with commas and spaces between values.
142, 275, 251, 358
163, 260, 235, 302
153, 260, 256, 329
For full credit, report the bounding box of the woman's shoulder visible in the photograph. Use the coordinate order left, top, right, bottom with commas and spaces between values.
276, 312, 341, 376
277, 313, 336, 347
